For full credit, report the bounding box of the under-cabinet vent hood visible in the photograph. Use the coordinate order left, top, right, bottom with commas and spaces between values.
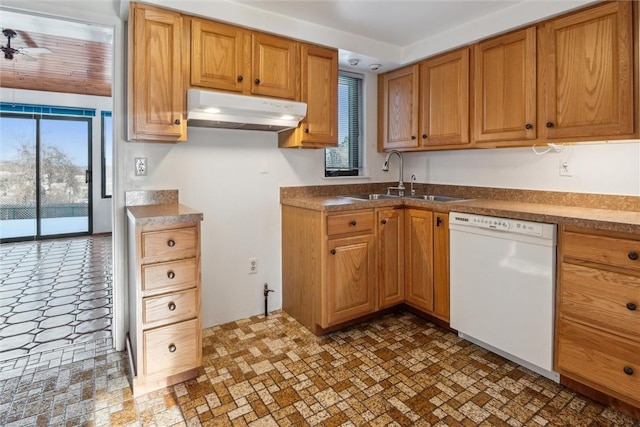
187, 89, 307, 132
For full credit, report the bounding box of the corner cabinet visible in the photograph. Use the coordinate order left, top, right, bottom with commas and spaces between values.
279, 44, 338, 148
404, 210, 450, 322
556, 226, 640, 412
128, 3, 186, 142
127, 216, 202, 397
377, 208, 405, 309
379, 65, 420, 150
378, 48, 470, 151
540, 1, 634, 140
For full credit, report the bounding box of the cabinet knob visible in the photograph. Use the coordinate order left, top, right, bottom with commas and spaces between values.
330, 249, 336, 255
167, 270, 175, 279
436, 217, 443, 227
350, 220, 357, 226
168, 344, 177, 353
628, 252, 638, 261
381, 219, 387, 225
255, 78, 261, 85
168, 302, 176, 311
174, 119, 181, 125
627, 302, 637, 311
167, 240, 176, 247
304, 128, 309, 133
411, 135, 417, 140
546, 122, 554, 128
422, 134, 427, 139
623, 366, 634, 375
525, 123, 533, 130
237, 75, 243, 82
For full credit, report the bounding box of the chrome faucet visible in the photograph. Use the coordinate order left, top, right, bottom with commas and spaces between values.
382, 150, 405, 196
410, 174, 416, 196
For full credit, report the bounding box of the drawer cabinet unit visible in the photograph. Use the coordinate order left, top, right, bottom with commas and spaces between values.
556, 226, 640, 410
127, 217, 202, 397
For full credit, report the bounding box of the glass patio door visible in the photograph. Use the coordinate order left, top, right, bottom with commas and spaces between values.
0, 114, 92, 241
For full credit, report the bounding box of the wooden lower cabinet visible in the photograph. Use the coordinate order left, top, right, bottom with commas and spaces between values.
282, 204, 451, 334
377, 208, 405, 308
282, 206, 376, 334
127, 218, 202, 397
556, 225, 640, 412
404, 209, 450, 322
325, 234, 376, 326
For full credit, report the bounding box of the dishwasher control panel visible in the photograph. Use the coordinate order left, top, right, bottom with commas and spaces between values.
449, 212, 547, 237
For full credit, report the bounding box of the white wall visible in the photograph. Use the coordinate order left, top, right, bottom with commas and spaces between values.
0, 88, 113, 233
403, 141, 640, 196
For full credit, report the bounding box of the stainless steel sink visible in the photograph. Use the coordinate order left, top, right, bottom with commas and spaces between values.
405, 194, 469, 202
342, 193, 401, 200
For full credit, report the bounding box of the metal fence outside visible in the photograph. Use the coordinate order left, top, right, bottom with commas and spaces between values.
0, 204, 88, 220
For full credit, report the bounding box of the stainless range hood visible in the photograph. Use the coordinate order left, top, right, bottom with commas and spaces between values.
187, 89, 307, 132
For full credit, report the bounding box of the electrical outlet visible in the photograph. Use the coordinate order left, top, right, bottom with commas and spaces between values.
249, 258, 258, 275
135, 157, 147, 176
559, 159, 572, 177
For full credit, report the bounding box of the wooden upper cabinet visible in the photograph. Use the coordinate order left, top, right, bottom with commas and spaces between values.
379, 65, 420, 150
128, 3, 185, 142
252, 33, 297, 99
419, 48, 470, 147
541, 1, 634, 139
279, 44, 338, 148
474, 28, 536, 143
190, 19, 249, 92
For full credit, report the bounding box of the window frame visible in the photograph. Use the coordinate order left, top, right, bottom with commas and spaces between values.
325, 71, 364, 177
101, 111, 112, 199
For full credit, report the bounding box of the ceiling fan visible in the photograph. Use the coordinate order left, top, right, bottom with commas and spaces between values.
1, 28, 51, 61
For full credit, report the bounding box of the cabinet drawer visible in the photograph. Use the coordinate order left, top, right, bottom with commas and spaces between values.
562, 231, 640, 272
326, 211, 374, 236
143, 319, 198, 377
556, 320, 640, 404
560, 263, 640, 339
143, 288, 198, 327
141, 226, 198, 261
141, 258, 198, 293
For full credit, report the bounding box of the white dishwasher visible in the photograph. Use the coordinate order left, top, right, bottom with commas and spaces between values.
449, 212, 559, 382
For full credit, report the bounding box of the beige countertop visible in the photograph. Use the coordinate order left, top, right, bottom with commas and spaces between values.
281, 193, 640, 234
127, 203, 203, 227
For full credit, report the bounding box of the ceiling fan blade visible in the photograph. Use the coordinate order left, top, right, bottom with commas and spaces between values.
18, 51, 37, 61
20, 47, 51, 54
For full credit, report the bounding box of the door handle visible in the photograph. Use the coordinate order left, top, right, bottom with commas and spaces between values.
85, 170, 91, 183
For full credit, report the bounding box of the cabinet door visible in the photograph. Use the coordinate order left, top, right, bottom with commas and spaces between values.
419, 48, 469, 147
542, 1, 634, 139
377, 209, 404, 309
190, 19, 249, 92
252, 33, 297, 99
474, 28, 536, 143
129, 4, 185, 141
380, 65, 420, 150
404, 209, 434, 312
432, 212, 450, 321
301, 44, 337, 145
324, 234, 376, 327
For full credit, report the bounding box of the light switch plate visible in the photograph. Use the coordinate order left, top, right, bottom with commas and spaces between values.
135, 157, 147, 176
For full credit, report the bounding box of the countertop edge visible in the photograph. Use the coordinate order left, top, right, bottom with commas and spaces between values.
281, 196, 640, 234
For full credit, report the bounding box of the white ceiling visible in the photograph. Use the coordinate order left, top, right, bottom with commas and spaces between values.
232, 0, 520, 47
